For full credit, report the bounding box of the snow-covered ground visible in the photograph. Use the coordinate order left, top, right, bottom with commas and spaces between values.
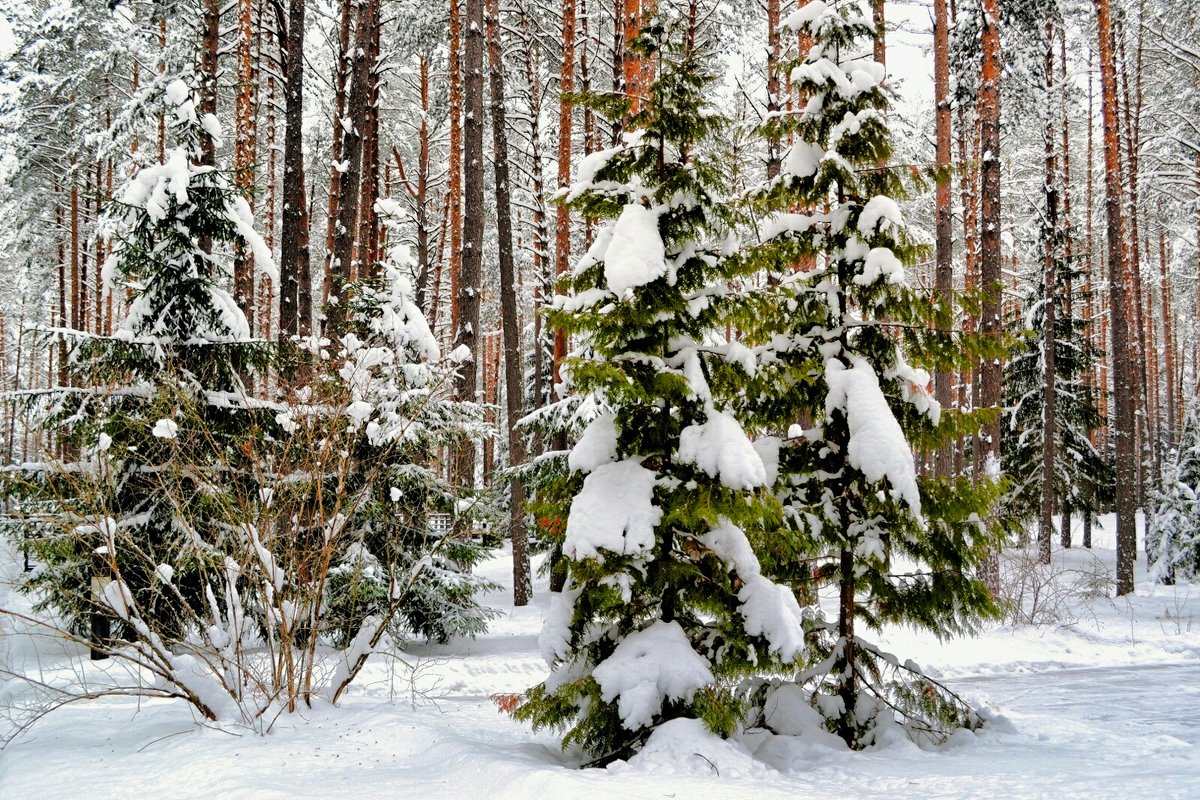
2, 515, 1198, 799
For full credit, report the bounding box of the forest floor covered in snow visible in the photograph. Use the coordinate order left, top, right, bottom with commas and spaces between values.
2, 515, 1198, 799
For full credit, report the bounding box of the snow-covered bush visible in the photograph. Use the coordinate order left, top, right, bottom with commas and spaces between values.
1149, 416, 1200, 584
7, 78, 277, 647
1, 81, 495, 728
304, 245, 497, 648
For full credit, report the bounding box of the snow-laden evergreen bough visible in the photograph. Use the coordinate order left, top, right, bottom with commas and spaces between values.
736, 0, 1005, 748
513, 18, 808, 763
1, 79, 286, 721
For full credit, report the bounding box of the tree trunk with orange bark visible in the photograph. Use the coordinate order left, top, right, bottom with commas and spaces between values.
623, 0, 655, 116
1096, 0, 1136, 596
976, 0, 1001, 591
933, 0, 953, 477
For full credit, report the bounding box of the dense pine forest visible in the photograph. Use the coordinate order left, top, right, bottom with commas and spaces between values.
0, 0, 1198, 794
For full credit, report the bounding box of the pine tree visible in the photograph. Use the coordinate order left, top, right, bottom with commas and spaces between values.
514, 15, 807, 763
740, 0, 1003, 748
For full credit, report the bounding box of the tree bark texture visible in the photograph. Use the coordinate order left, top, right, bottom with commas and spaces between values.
977, 0, 1002, 591
1039, 24, 1058, 567
1096, 0, 1136, 596
323, 0, 353, 316
932, 0, 953, 478
553, 0, 576, 389
234, 0, 258, 332
328, 0, 379, 336
485, 0, 532, 604
454, 0, 486, 486
276, 0, 312, 340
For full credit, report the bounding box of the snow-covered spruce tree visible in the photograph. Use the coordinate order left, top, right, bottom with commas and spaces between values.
738, 1, 1004, 748
1149, 413, 1200, 584
3, 81, 495, 721
7, 78, 277, 646
1001, 259, 1109, 544
513, 16, 806, 763
316, 243, 497, 647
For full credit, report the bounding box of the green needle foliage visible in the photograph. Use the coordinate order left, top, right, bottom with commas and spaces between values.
514, 13, 808, 764
5, 79, 278, 642
1002, 258, 1110, 531
734, 0, 1005, 749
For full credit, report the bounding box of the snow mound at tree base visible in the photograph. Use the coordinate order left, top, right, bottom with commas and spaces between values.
612, 718, 774, 779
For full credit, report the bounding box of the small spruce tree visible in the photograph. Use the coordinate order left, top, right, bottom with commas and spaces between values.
1149, 413, 1200, 584
7, 78, 276, 642
318, 244, 497, 645
738, 0, 1004, 748
1002, 258, 1109, 546
514, 15, 807, 763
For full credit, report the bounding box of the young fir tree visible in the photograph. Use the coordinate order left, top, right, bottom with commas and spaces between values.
7, 79, 277, 642
317, 243, 497, 645
1148, 412, 1200, 584
514, 16, 807, 762
738, 1, 1004, 748
1001, 259, 1109, 546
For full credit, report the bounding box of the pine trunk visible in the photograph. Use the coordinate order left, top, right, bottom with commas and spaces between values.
553, 0, 576, 390
358, 16, 382, 278
623, 0, 654, 116
454, 0, 486, 486
277, 0, 311, 340
198, 0, 220, 167
449, 0, 464, 347
328, 0, 379, 335
485, 0, 532, 604
1096, 0, 1136, 596
520, 12, 551, 419
871, 0, 885, 69
932, 0, 953, 478
323, 0, 354, 314
765, 0, 781, 180
234, 0, 257, 332
1161, 228, 1176, 447
977, 0, 1002, 591
70, 177, 79, 332
1039, 24, 1058, 567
